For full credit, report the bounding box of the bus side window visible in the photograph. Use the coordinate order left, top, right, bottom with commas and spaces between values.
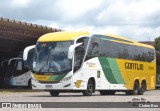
85, 37, 101, 61
13, 60, 29, 77
17, 61, 22, 71
13, 61, 23, 77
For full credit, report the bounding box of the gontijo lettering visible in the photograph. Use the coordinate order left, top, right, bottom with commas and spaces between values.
125, 62, 143, 70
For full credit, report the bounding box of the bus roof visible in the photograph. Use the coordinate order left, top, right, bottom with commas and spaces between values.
106, 34, 136, 43
105, 34, 154, 49
38, 31, 89, 42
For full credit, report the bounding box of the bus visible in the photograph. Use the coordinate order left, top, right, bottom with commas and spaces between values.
23, 31, 156, 96
6, 58, 31, 87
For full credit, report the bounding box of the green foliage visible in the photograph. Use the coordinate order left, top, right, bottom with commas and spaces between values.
154, 36, 160, 51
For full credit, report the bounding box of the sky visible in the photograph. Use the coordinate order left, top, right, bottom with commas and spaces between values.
0, 0, 160, 41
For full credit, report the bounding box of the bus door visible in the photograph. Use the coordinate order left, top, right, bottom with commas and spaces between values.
9, 59, 29, 86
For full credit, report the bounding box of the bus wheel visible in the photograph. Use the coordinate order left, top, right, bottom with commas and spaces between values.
28, 79, 32, 89
100, 90, 115, 95
138, 81, 146, 95
49, 91, 59, 97
83, 79, 94, 96
126, 80, 139, 95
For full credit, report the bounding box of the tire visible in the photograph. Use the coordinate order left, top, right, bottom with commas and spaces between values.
126, 80, 139, 95
138, 81, 146, 95
49, 91, 60, 97
100, 90, 115, 95
83, 79, 94, 96
28, 79, 32, 89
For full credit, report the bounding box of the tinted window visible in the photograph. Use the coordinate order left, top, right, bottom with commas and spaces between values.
85, 36, 154, 62
85, 37, 101, 60
13, 60, 30, 77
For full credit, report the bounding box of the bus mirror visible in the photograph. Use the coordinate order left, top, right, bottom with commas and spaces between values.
68, 45, 74, 59
23, 45, 35, 61
68, 43, 83, 59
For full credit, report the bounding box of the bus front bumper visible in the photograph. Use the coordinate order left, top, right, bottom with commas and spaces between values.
31, 78, 72, 90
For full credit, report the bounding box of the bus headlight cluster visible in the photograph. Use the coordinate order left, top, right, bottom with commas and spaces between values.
60, 76, 72, 82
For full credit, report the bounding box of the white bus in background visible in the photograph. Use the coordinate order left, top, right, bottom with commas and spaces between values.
6, 58, 31, 87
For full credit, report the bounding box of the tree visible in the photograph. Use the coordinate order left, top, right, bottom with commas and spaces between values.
154, 36, 160, 51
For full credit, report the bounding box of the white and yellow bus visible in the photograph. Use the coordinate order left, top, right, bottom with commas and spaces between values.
23, 32, 156, 96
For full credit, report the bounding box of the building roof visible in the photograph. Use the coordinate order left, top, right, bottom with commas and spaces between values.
0, 17, 61, 61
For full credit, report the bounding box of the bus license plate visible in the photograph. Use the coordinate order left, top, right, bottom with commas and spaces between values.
45, 85, 53, 89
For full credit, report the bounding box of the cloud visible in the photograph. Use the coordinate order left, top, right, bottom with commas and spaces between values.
55, 0, 103, 21
11, 0, 31, 8
96, 0, 160, 27
0, 0, 160, 41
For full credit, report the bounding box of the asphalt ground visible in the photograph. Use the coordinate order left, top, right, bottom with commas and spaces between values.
0, 89, 160, 111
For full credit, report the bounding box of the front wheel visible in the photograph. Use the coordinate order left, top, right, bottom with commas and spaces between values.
49, 91, 60, 97
83, 79, 94, 96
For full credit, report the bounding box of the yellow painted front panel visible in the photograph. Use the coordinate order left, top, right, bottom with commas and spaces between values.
33, 74, 51, 81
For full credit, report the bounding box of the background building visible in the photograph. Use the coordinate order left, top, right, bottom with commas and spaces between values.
0, 17, 61, 88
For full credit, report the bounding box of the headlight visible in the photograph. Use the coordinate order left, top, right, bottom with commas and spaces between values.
60, 76, 72, 82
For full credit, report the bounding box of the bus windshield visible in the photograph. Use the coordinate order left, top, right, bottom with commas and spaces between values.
32, 41, 73, 74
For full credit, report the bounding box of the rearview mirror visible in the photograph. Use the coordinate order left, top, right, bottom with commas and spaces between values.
23, 45, 35, 61
68, 43, 83, 59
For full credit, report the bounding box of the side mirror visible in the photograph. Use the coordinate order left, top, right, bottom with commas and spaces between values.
68, 43, 83, 59
23, 45, 35, 61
